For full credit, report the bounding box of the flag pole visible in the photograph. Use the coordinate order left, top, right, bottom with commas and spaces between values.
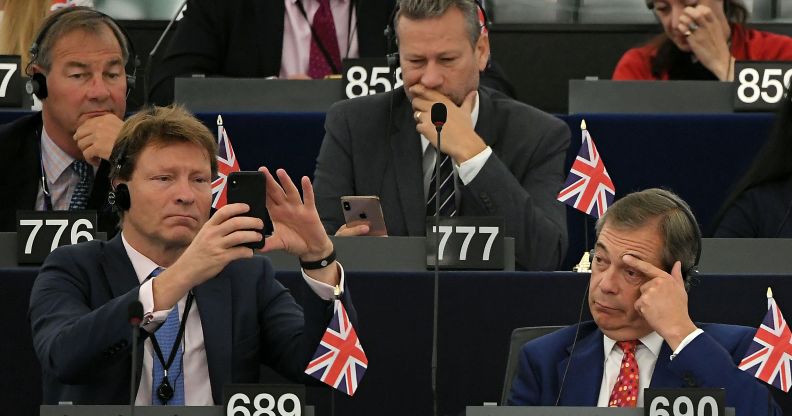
574, 119, 592, 273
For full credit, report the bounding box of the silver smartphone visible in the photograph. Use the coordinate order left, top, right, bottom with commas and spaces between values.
341, 195, 387, 236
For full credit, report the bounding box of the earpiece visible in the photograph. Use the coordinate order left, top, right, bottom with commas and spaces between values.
108, 183, 131, 211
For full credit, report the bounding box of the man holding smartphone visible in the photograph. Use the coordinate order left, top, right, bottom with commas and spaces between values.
29, 105, 350, 405
313, 0, 571, 270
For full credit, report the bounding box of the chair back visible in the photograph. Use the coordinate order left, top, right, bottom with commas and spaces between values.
500, 325, 563, 405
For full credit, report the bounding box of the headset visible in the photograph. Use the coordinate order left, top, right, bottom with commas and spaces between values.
655, 190, 702, 281
25, 7, 139, 100
107, 137, 131, 212
383, 0, 490, 73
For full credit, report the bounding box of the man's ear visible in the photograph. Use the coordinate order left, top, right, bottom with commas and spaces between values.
475, 33, 490, 72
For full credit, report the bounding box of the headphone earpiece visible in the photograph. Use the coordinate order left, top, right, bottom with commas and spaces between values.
108, 183, 131, 211
25, 72, 48, 100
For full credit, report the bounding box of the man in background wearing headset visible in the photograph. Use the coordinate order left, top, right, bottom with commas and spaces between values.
29, 105, 351, 405
0, 7, 130, 233
312, 0, 569, 271
506, 188, 779, 414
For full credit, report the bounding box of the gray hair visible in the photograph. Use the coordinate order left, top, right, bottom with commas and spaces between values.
395, 0, 483, 47
30, 6, 129, 73
595, 188, 700, 281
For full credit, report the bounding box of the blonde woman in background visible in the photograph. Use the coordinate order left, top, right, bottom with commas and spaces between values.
0, 0, 49, 68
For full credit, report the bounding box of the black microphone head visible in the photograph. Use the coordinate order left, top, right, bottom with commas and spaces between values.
128, 301, 143, 326
431, 102, 447, 127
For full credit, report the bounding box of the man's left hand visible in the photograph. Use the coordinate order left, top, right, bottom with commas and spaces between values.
259, 167, 339, 286
625, 254, 697, 350
73, 114, 123, 165
410, 85, 486, 164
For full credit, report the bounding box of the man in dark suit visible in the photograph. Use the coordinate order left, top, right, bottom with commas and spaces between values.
29, 105, 350, 405
147, 0, 395, 105
506, 188, 780, 414
312, 0, 569, 270
0, 7, 129, 233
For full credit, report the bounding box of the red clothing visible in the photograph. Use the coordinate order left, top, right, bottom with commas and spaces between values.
612, 25, 792, 80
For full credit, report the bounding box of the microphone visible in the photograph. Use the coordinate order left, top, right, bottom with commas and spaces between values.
431, 102, 447, 130
429, 101, 446, 416
144, 0, 189, 104
128, 301, 144, 416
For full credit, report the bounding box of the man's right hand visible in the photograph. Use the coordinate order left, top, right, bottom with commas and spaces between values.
152, 203, 263, 310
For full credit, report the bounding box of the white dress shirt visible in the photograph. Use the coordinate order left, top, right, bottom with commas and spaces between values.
597, 329, 704, 407
280, 0, 358, 78
123, 233, 343, 405
36, 126, 97, 211
421, 93, 492, 203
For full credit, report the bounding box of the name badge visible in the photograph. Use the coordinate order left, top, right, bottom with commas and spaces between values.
425, 217, 504, 270
343, 58, 403, 99
733, 61, 792, 111
224, 384, 305, 416
0, 55, 22, 108
16, 210, 97, 264
645, 388, 725, 416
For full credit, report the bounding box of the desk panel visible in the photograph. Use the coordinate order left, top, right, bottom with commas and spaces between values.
4, 269, 792, 416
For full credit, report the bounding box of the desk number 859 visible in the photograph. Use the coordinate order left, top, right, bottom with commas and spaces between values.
737, 68, 792, 104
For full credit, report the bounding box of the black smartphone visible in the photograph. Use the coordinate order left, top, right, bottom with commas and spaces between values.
226, 171, 267, 249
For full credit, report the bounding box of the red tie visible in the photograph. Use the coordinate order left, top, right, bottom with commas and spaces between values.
608, 340, 639, 407
307, 0, 341, 79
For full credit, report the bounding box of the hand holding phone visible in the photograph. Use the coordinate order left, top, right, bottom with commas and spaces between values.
227, 171, 267, 249
341, 195, 387, 237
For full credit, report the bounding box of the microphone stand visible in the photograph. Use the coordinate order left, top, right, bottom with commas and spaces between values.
128, 301, 144, 416
431, 121, 443, 416
144, 0, 189, 104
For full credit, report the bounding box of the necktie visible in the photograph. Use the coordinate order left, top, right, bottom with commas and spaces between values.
150, 268, 186, 405
426, 150, 456, 218
307, 0, 342, 79
68, 160, 93, 210
608, 340, 639, 407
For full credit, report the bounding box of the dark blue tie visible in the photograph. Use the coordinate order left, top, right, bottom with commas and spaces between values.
68, 160, 93, 210
150, 268, 185, 405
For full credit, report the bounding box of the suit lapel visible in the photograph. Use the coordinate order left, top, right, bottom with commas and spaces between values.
193, 271, 232, 403
556, 328, 604, 406
389, 89, 426, 235
649, 342, 678, 387
99, 235, 139, 298
254, 0, 286, 74
474, 88, 498, 148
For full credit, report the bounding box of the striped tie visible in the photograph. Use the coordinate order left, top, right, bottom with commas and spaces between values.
68, 160, 93, 210
426, 151, 456, 217
150, 268, 186, 405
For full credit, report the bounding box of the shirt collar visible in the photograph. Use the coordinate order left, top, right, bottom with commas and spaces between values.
602, 331, 664, 360
121, 232, 163, 284
40, 125, 77, 184
421, 90, 480, 154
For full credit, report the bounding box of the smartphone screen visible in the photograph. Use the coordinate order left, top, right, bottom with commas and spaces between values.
227, 171, 267, 249
341, 195, 387, 236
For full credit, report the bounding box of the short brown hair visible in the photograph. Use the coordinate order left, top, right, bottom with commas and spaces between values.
29, 6, 129, 73
109, 105, 218, 183
595, 188, 700, 279
395, 0, 483, 48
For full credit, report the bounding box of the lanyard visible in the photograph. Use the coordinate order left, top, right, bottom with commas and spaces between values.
149, 292, 194, 403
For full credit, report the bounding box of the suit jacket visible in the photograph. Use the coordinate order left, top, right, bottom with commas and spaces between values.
29, 235, 349, 404
148, 0, 395, 105
506, 321, 781, 415
0, 112, 116, 233
313, 86, 570, 270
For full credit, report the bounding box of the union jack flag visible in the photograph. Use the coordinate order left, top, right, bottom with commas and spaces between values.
305, 299, 368, 396
557, 121, 615, 218
211, 115, 240, 209
739, 290, 792, 392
